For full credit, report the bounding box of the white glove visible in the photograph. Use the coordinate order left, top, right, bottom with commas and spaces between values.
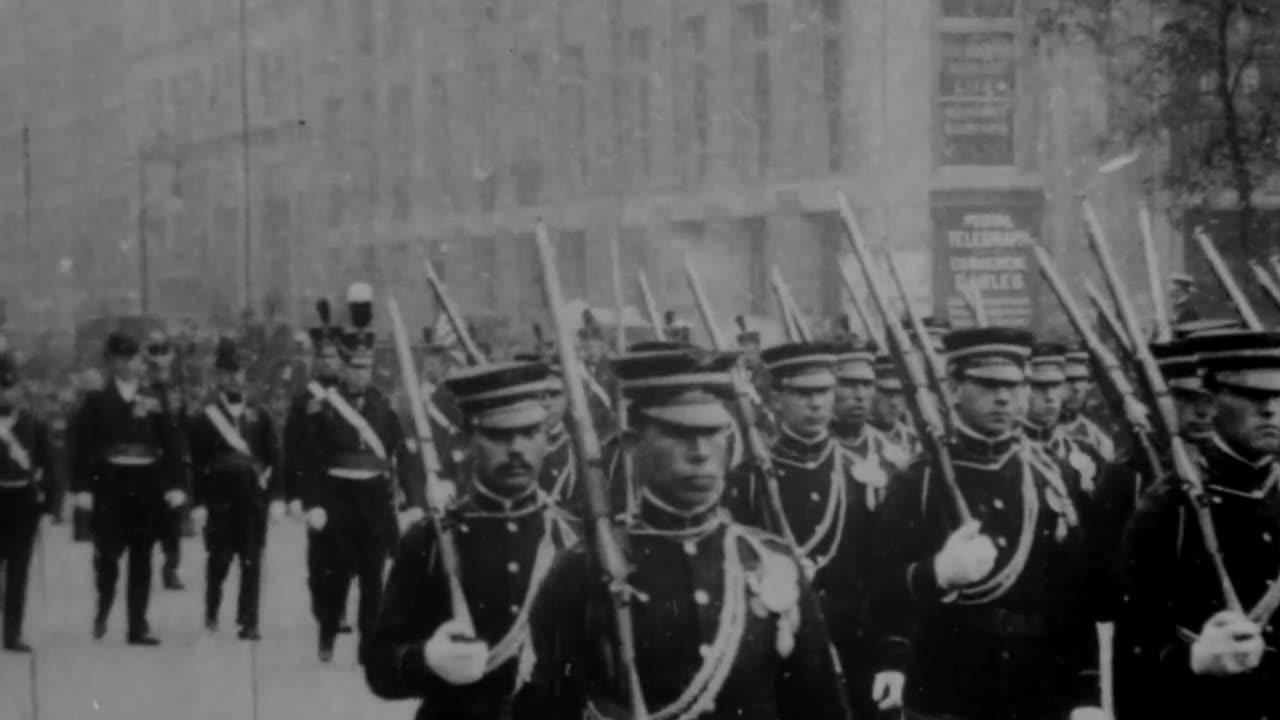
269, 500, 286, 521
1190, 610, 1265, 677
398, 506, 426, 532
1069, 708, 1107, 720
164, 489, 187, 508
871, 671, 905, 711
306, 507, 328, 531
427, 480, 457, 511
74, 492, 93, 511
191, 506, 208, 527
933, 521, 998, 591
423, 619, 488, 686
288, 499, 304, 517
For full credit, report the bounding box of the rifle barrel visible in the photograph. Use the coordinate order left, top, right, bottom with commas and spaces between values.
1194, 228, 1264, 331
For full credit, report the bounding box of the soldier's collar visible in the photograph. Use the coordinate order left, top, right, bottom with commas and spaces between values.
633, 489, 725, 537
464, 478, 544, 516
774, 425, 833, 465
1021, 420, 1057, 444
830, 419, 869, 446
953, 418, 1019, 461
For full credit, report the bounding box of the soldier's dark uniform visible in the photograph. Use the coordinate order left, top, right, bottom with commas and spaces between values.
365, 361, 578, 720
0, 353, 52, 652
188, 338, 281, 639
1020, 344, 1105, 500
283, 300, 344, 627
867, 328, 1101, 720
73, 333, 185, 644
145, 332, 192, 590
869, 353, 922, 460
1061, 350, 1118, 466
726, 341, 881, 715
306, 287, 419, 661
1115, 330, 1280, 720
512, 348, 851, 720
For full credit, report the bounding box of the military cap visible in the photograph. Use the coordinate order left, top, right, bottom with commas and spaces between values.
734, 315, 761, 347
309, 299, 343, 351
513, 352, 564, 395
341, 282, 376, 367
761, 342, 837, 390
664, 311, 693, 346
1171, 318, 1241, 339
613, 349, 735, 429
0, 352, 18, 389
943, 327, 1034, 383
830, 337, 877, 382
1028, 342, 1069, 384
1063, 347, 1091, 381
145, 329, 173, 359
444, 360, 553, 430
1184, 330, 1280, 393
1150, 338, 1203, 394
214, 337, 248, 373
873, 353, 902, 392
105, 332, 140, 359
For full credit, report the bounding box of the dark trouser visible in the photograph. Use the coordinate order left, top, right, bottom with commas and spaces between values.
306, 528, 352, 626
160, 494, 186, 578
91, 468, 165, 636
311, 480, 394, 650
0, 485, 40, 643
204, 496, 268, 630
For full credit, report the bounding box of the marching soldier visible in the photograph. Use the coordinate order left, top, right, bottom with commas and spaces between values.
364, 360, 577, 719
869, 352, 922, 459
1020, 343, 1104, 498
512, 351, 580, 512
188, 338, 282, 641
73, 333, 187, 645
831, 337, 910, 496
1116, 329, 1280, 720
0, 351, 53, 652
725, 340, 887, 715
304, 283, 421, 663
578, 310, 615, 434
145, 330, 191, 591
1061, 348, 1117, 463
513, 347, 851, 720
420, 326, 466, 482
1170, 273, 1201, 324
867, 327, 1104, 720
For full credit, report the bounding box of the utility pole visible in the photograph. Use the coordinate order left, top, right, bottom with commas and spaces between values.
238, 0, 254, 316
137, 146, 150, 315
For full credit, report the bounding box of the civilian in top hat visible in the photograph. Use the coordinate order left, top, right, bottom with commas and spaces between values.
305, 283, 419, 663
1170, 273, 1201, 324
1117, 329, 1280, 720
869, 352, 922, 460
726, 340, 886, 715
365, 360, 577, 720
187, 337, 282, 641
144, 329, 192, 591
867, 327, 1103, 720
72, 332, 186, 645
1060, 348, 1117, 464
0, 351, 53, 652
513, 347, 850, 720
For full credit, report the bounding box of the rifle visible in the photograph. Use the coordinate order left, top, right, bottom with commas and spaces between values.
533, 222, 648, 719
386, 297, 474, 632
839, 263, 886, 349
423, 257, 487, 366
684, 251, 729, 350
836, 190, 971, 526
885, 252, 956, 430
1192, 226, 1264, 331
611, 236, 627, 354
1249, 260, 1280, 313
769, 267, 810, 342
636, 271, 665, 341
958, 280, 989, 327
1079, 206, 1243, 613
1139, 203, 1171, 341
1084, 278, 1134, 356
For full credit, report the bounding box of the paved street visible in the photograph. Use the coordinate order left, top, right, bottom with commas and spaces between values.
0, 519, 415, 720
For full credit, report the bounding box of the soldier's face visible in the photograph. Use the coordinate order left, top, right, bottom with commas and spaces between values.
834, 378, 875, 426
471, 423, 549, 495
113, 354, 145, 382
345, 364, 372, 391
1064, 378, 1092, 413
1027, 381, 1065, 427
544, 389, 567, 427
1215, 386, 1280, 455
218, 369, 246, 395
316, 347, 342, 378
422, 352, 448, 381
872, 389, 904, 427
774, 386, 835, 437
954, 377, 1023, 436
631, 420, 728, 511
582, 338, 606, 364
1174, 390, 1216, 439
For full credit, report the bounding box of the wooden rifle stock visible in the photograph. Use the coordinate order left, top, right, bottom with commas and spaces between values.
386, 297, 474, 632
423, 257, 487, 366
835, 190, 971, 526
534, 223, 648, 719
1138, 203, 1171, 341
611, 236, 628, 354
1078, 208, 1245, 614
884, 252, 956, 432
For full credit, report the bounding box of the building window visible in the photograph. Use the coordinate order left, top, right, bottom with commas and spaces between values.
677, 14, 710, 184
734, 2, 771, 175
560, 44, 589, 190
515, 52, 544, 206
936, 1, 1019, 166
820, 0, 845, 171
627, 27, 653, 184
